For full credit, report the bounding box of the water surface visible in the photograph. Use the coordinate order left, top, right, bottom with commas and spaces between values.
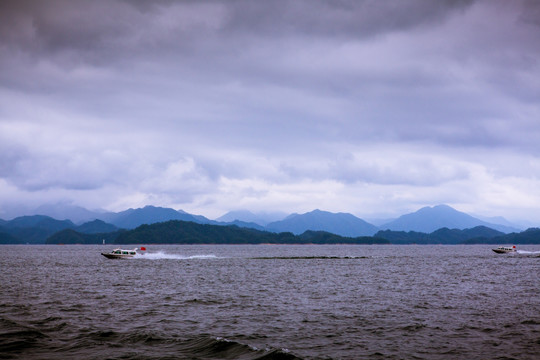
1, 245, 539, 359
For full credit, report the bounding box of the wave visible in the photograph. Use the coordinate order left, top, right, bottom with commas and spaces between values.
135, 251, 219, 260
173, 335, 302, 360
0, 322, 303, 360
0, 317, 49, 355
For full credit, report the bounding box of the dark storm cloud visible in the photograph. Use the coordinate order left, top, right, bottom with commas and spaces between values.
1, 0, 537, 144
222, 0, 475, 36
1, 0, 474, 50
0, 0, 479, 92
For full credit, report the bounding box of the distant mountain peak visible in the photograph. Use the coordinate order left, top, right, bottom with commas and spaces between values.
418, 204, 453, 212
266, 209, 378, 237
434, 204, 452, 209
381, 204, 519, 233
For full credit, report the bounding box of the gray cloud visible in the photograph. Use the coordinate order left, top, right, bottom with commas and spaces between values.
1, 0, 539, 222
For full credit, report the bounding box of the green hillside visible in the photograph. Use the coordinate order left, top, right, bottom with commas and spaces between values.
46, 220, 389, 245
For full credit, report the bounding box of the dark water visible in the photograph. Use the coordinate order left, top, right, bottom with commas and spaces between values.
1, 245, 539, 360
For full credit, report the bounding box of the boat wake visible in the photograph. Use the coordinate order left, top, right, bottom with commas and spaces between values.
517, 250, 540, 255
135, 251, 219, 260
253, 256, 370, 259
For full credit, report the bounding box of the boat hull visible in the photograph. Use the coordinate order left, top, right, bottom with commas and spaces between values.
101, 248, 138, 259
101, 253, 135, 259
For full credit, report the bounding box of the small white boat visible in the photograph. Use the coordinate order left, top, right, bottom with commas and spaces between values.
492, 245, 516, 254
101, 248, 138, 259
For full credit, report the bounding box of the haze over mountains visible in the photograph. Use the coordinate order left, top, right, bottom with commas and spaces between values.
379, 205, 518, 234
2, 203, 538, 245
266, 210, 379, 237
2, 204, 524, 237
216, 210, 287, 226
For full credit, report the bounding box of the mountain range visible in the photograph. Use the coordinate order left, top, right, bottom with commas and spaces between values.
0, 203, 528, 245
0, 216, 119, 244
43, 220, 540, 246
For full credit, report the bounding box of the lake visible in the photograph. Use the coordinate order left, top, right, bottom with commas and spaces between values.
1, 245, 539, 359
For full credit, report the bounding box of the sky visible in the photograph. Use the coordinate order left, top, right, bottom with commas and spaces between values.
1, 0, 540, 224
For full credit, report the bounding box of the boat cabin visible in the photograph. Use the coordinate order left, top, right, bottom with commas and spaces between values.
111, 249, 137, 256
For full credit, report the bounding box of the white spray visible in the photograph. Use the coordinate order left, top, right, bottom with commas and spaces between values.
134, 251, 218, 260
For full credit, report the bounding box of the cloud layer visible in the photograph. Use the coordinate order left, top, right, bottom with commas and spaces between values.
1, 0, 540, 222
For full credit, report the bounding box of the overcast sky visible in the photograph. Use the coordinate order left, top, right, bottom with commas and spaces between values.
1, 0, 539, 223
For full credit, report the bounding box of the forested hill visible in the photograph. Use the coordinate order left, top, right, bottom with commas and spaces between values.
374, 226, 506, 245
461, 227, 540, 245
46, 220, 390, 245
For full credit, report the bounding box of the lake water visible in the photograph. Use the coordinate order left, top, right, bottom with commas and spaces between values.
1, 245, 539, 359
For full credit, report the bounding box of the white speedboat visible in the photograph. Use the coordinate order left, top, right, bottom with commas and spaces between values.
492, 245, 516, 254
101, 248, 138, 259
